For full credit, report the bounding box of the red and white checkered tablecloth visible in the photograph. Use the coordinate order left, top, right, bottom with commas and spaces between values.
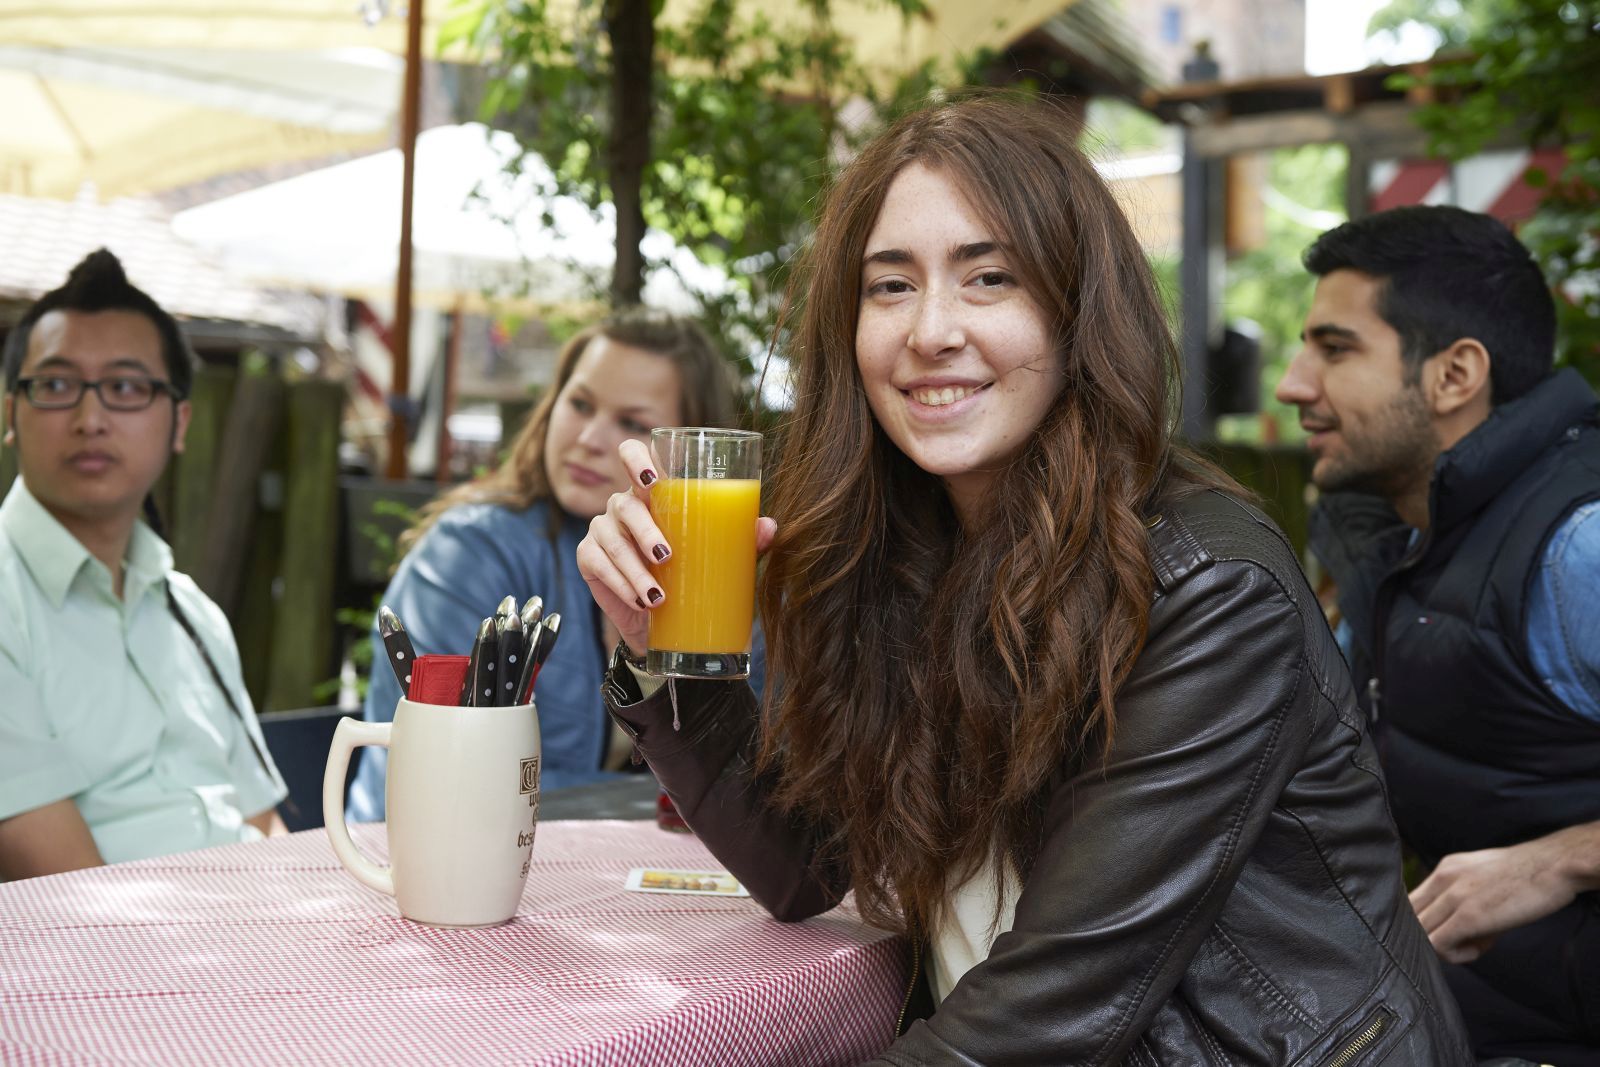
0, 821, 907, 1066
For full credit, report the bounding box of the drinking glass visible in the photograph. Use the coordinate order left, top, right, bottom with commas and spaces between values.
646, 427, 761, 679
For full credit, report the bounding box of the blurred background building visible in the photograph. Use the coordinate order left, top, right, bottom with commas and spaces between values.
1127, 0, 1307, 82
3, 0, 1582, 716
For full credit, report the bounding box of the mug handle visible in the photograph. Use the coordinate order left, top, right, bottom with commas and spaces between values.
323, 717, 395, 898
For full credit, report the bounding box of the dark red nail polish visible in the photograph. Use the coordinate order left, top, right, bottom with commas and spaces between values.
652, 544, 669, 562
635, 597, 646, 610
647, 587, 663, 604
640, 469, 656, 486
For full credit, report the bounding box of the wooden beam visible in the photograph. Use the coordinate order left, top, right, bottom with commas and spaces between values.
1346, 142, 1375, 220
267, 380, 343, 711
169, 363, 236, 574
196, 361, 285, 619
1324, 74, 1354, 115
1189, 102, 1430, 158
1405, 62, 1437, 105
436, 305, 462, 481
385, 0, 424, 479
1225, 154, 1267, 255
1187, 99, 1542, 161
235, 429, 287, 709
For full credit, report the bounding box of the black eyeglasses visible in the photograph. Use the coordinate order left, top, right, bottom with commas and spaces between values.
14, 374, 180, 411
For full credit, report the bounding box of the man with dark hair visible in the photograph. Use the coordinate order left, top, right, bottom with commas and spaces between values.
1277, 205, 1600, 1063
0, 249, 286, 880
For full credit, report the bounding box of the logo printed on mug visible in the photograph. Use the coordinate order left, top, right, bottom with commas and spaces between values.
519, 756, 540, 795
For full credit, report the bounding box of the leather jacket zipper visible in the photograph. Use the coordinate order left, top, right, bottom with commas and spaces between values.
896, 935, 922, 1037
1324, 1006, 1395, 1067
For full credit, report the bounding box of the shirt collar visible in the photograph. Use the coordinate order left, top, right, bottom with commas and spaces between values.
0, 479, 172, 609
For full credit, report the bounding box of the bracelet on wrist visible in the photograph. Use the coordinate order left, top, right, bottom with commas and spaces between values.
615, 640, 647, 670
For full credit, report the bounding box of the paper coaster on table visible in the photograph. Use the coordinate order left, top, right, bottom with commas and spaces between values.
625, 868, 749, 896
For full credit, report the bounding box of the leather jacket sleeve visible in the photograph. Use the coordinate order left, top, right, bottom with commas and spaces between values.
867, 555, 1320, 1065
603, 675, 849, 919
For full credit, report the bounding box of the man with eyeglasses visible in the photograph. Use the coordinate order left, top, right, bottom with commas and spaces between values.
0, 249, 286, 880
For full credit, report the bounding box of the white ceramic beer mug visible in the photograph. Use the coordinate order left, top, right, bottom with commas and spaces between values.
323, 698, 541, 927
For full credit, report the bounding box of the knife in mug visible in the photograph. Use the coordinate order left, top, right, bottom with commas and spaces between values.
519, 595, 544, 634
495, 607, 525, 706
460, 617, 497, 707
517, 613, 563, 704
378, 605, 418, 698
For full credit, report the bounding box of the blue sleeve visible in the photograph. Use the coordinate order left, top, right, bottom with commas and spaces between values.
1332, 618, 1354, 664
1527, 500, 1600, 724
346, 506, 551, 822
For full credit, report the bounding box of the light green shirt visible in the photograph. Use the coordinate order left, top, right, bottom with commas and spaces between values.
0, 479, 286, 865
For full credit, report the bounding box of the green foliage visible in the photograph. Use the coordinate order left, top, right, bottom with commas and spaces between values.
440, 0, 978, 385
1384, 0, 1600, 383
354, 498, 412, 574
312, 604, 378, 704
1219, 144, 1349, 442
315, 498, 418, 705
1148, 252, 1180, 327
1365, 0, 1502, 52
1085, 97, 1170, 156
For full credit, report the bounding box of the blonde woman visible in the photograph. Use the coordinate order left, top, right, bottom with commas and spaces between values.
349, 309, 748, 820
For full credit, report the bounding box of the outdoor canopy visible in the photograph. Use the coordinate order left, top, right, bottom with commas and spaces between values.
0, 1, 1070, 78
170, 123, 728, 315
0, 0, 1084, 203
0, 45, 399, 200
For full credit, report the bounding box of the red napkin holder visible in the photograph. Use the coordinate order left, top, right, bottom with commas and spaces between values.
408, 655, 470, 706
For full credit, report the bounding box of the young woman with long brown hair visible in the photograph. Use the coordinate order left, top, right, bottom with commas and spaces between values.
578, 97, 1472, 1063
348, 308, 749, 821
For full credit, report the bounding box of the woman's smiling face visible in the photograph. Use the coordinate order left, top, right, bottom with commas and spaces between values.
854, 163, 1063, 522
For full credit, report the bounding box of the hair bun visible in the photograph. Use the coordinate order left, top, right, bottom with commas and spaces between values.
68, 248, 128, 289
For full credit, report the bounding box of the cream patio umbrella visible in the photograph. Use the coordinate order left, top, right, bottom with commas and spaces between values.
0, 0, 1066, 76
0, 1, 443, 52
0, 44, 400, 200
170, 123, 726, 315
660, 0, 1076, 85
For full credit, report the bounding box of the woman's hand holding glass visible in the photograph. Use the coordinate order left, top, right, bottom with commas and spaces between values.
576, 438, 776, 661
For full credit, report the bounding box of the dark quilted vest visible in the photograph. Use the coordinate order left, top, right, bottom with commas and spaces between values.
1311, 369, 1600, 865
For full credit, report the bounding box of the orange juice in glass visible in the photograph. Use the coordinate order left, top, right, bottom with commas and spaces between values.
647, 428, 761, 679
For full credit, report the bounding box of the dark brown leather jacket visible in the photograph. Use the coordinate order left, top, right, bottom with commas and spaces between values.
604, 490, 1474, 1065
